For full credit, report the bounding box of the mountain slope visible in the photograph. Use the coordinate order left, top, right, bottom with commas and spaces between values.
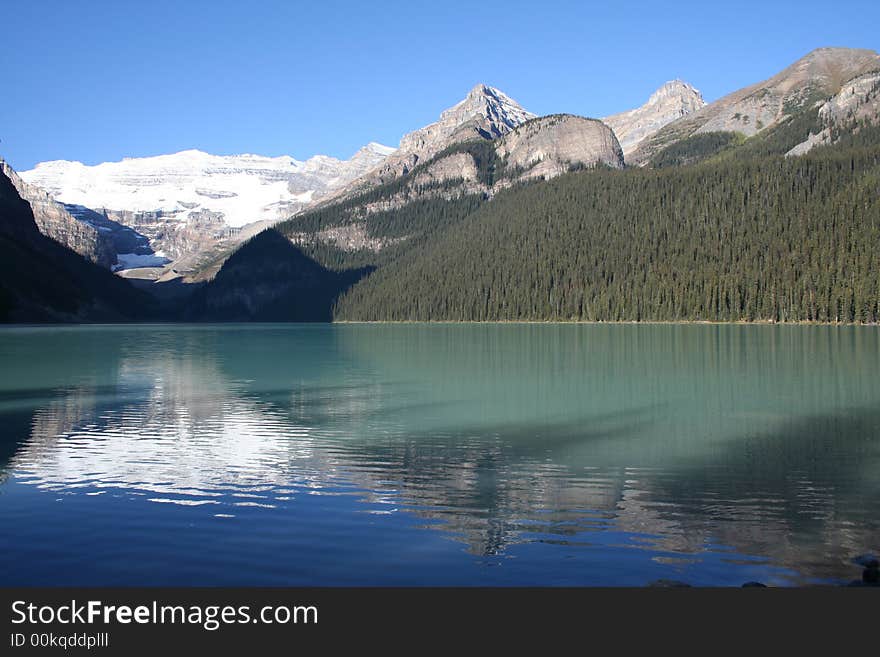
496, 114, 623, 180
271, 113, 622, 257
328, 84, 537, 198
1, 159, 117, 267
631, 47, 880, 164
786, 69, 880, 155
182, 112, 627, 321
20, 143, 395, 276
335, 125, 880, 323
0, 165, 156, 322
183, 229, 370, 321
183, 83, 624, 299
603, 80, 706, 157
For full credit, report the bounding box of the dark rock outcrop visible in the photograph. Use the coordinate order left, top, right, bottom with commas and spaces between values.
630, 47, 880, 164
0, 167, 154, 322
1, 159, 116, 268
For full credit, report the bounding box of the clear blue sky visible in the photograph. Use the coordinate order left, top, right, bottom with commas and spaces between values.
1, 0, 878, 170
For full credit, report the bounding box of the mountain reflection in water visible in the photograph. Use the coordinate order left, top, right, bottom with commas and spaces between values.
0, 324, 878, 585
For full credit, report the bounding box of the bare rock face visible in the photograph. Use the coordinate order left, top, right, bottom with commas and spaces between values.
0, 159, 116, 268
496, 115, 624, 180
100, 207, 234, 261
320, 85, 623, 217
411, 152, 482, 188
339, 114, 622, 219
630, 47, 880, 164
400, 84, 536, 154
817, 70, 880, 122
787, 71, 880, 156
284, 112, 625, 259
603, 80, 706, 157
334, 84, 536, 193
331, 86, 625, 211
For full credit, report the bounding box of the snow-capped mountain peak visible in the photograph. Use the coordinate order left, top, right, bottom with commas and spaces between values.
22, 145, 393, 230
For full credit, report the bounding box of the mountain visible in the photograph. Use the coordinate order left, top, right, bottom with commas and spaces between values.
197, 51, 880, 325
786, 67, 880, 155
20, 143, 395, 276
304, 85, 619, 225
187, 85, 620, 291
0, 163, 155, 322
330, 84, 537, 197
400, 84, 536, 154
276, 112, 623, 255
188, 85, 624, 320
1, 159, 117, 268
335, 123, 880, 323
603, 80, 706, 157
11, 47, 880, 325
183, 229, 370, 321
190, 110, 624, 319
496, 114, 623, 179
631, 47, 880, 164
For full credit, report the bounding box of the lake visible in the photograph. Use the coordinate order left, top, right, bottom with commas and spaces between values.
0, 323, 877, 586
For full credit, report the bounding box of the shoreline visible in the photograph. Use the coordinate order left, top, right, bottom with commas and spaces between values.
333, 319, 880, 326
3, 319, 880, 328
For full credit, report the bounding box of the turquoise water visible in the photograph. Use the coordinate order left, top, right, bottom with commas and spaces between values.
0, 324, 877, 585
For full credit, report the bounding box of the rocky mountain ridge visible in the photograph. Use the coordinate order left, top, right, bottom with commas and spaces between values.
497, 114, 624, 179
787, 69, 880, 155
603, 80, 706, 156
630, 47, 880, 164
14, 79, 695, 275
327, 84, 537, 199
282, 113, 624, 253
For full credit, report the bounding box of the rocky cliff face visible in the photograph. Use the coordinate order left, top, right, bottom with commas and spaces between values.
630, 47, 880, 164
496, 114, 624, 180
603, 80, 706, 157
97, 207, 236, 272
787, 70, 880, 155
347, 113, 622, 224
317, 84, 628, 217
1, 159, 116, 268
0, 167, 154, 322
280, 112, 624, 255
401, 84, 536, 153
333, 84, 537, 195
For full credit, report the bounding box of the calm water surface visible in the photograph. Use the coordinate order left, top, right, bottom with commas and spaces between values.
0, 324, 877, 586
